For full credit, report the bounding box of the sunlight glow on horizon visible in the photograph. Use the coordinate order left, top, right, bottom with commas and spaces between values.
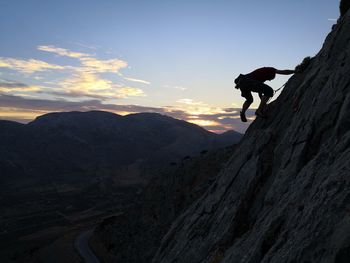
187, 119, 221, 127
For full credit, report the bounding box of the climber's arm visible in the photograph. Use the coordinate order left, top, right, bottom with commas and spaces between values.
275, 69, 295, 75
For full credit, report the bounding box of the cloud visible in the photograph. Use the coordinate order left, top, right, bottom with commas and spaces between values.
0, 86, 41, 93
49, 86, 145, 100
57, 72, 145, 99
124, 77, 151, 85
0, 80, 28, 88
116, 87, 145, 98
38, 45, 90, 58
0, 58, 66, 73
164, 85, 187, 91
176, 98, 205, 105
38, 45, 128, 73
62, 72, 114, 92
0, 80, 41, 93
78, 57, 127, 73
0, 107, 46, 123
45, 47, 134, 99
27, 45, 139, 99
0, 45, 141, 101
187, 119, 220, 127
72, 42, 100, 50
328, 18, 337, 21
175, 98, 231, 118
0, 94, 158, 113
188, 111, 254, 133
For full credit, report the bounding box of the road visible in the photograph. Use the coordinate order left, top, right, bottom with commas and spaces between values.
74, 229, 100, 263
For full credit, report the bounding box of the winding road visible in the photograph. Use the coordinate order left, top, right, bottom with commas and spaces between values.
74, 229, 100, 263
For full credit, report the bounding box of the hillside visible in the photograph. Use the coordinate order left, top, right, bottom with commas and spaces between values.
151, 6, 350, 263
93, 146, 237, 262
0, 111, 241, 262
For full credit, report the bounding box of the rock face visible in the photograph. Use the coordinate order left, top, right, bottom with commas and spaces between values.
94, 146, 236, 263
152, 9, 350, 263
340, 0, 350, 17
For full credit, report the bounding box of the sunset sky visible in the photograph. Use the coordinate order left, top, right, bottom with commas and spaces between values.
0, 0, 338, 133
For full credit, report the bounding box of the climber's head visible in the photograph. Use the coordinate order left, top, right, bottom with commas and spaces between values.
234, 74, 244, 87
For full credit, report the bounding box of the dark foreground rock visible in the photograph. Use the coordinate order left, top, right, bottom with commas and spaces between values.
152, 8, 350, 263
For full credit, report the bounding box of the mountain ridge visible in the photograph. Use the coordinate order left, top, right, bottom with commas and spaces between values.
0, 111, 242, 190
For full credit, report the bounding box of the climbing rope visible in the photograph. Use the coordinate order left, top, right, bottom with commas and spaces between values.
274, 82, 287, 95
267, 82, 288, 103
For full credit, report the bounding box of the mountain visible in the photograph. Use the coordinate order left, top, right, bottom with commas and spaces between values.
149, 6, 350, 263
0, 111, 241, 186
0, 111, 241, 261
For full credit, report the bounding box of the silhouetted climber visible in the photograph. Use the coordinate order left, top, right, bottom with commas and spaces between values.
234, 67, 295, 122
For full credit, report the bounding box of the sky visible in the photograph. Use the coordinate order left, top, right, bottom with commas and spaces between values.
0, 0, 339, 133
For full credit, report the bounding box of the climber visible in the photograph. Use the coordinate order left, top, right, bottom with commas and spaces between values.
234, 67, 295, 122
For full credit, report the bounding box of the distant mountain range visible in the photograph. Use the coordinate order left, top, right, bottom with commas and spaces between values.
0, 111, 241, 189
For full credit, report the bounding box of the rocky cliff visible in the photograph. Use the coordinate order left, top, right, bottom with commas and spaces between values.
152, 7, 350, 263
